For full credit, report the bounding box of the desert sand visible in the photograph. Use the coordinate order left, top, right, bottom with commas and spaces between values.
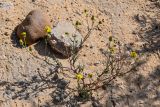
0, 0, 160, 107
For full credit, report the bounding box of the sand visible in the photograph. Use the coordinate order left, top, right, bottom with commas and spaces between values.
0, 0, 160, 107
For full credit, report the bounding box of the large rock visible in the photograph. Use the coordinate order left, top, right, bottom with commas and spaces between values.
49, 21, 83, 57
16, 10, 51, 45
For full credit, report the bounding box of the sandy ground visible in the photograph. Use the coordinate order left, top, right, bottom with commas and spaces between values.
0, 0, 160, 107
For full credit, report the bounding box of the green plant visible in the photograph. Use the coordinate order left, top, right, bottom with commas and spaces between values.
57, 36, 141, 101
9, 9, 144, 105
19, 32, 27, 48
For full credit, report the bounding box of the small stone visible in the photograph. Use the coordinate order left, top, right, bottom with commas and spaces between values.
85, 44, 89, 47
101, 40, 104, 42
4, 41, 8, 44
49, 21, 83, 57
16, 10, 51, 45
5, 18, 10, 22
94, 61, 100, 66
83, 54, 86, 57
90, 45, 93, 49
4, 32, 9, 36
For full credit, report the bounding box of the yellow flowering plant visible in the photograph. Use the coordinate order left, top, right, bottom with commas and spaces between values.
76, 73, 83, 80
19, 31, 27, 47
130, 51, 138, 58
45, 25, 51, 34
21, 32, 26, 38
109, 47, 115, 53
19, 39, 24, 46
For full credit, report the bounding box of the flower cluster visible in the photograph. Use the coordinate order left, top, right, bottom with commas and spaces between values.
21, 32, 26, 38
76, 73, 83, 80
19, 39, 23, 46
19, 31, 27, 47
130, 51, 137, 58
45, 26, 51, 34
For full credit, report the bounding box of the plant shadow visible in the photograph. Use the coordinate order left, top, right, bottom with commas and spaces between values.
0, 64, 99, 107
133, 14, 160, 58
104, 65, 160, 107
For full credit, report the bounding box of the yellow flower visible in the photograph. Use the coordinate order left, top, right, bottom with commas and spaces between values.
21, 32, 26, 38
76, 73, 83, 80
109, 47, 115, 53
130, 51, 137, 58
19, 39, 23, 46
45, 26, 51, 34
88, 73, 93, 78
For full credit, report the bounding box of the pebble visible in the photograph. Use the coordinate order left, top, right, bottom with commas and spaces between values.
94, 61, 100, 66
4, 32, 9, 36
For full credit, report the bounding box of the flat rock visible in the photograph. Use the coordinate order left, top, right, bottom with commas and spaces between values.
49, 21, 83, 57
16, 10, 51, 45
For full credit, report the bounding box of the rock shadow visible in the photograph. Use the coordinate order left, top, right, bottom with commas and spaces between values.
33, 40, 68, 59
10, 25, 22, 48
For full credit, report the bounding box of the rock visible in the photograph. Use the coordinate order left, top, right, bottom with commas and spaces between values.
16, 10, 51, 45
49, 21, 83, 57
4, 32, 9, 36
94, 61, 100, 66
